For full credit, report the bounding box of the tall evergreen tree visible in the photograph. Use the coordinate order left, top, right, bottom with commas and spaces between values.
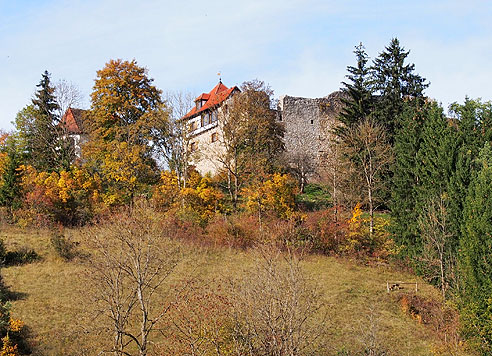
410, 102, 458, 284
446, 99, 485, 257
460, 142, 492, 354
371, 38, 429, 141
390, 101, 425, 255
336, 43, 374, 139
18, 71, 72, 171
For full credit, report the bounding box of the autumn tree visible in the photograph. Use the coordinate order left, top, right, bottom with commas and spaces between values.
342, 118, 393, 236
84, 59, 165, 205
156, 91, 196, 189
230, 246, 326, 356
217, 80, 284, 207
418, 194, 454, 299
86, 202, 182, 356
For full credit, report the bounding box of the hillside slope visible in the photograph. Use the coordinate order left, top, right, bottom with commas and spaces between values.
1, 225, 469, 355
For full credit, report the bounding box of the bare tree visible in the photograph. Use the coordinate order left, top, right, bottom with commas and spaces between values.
85, 201, 182, 356
343, 118, 393, 236
418, 194, 455, 299
229, 245, 327, 356
157, 91, 196, 189
54, 79, 84, 119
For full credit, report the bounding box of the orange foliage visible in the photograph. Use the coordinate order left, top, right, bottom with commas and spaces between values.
19, 165, 104, 225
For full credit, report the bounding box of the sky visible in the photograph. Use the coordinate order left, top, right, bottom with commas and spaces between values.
0, 0, 491, 130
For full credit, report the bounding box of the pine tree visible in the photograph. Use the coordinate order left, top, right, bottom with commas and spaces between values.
390, 101, 425, 255
416, 102, 456, 208
371, 38, 429, 142
30, 70, 62, 171
446, 99, 485, 257
337, 43, 374, 139
460, 143, 492, 354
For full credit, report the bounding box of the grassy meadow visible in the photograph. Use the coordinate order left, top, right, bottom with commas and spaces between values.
0, 223, 470, 356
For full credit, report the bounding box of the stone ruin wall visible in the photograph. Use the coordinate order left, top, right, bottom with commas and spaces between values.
279, 91, 346, 181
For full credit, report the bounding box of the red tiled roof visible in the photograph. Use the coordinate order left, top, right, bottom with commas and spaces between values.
183, 81, 239, 119
60, 108, 87, 134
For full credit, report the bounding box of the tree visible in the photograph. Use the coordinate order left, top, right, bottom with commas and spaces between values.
84, 59, 164, 205
415, 102, 457, 255
390, 101, 426, 255
54, 79, 84, 120
0, 134, 22, 212
336, 42, 374, 140
447, 99, 492, 247
86, 202, 182, 356
16, 71, 71, 171
460, 143, 492, 354
216, 80, 284, 207
342, 118, 393, 236
371, 38, 429, 141
157, 91, 195, 190
230, 246, 326, 356
418, 194, 454, 299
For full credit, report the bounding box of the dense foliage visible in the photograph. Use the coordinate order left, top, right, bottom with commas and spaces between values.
0, 39, 491, 354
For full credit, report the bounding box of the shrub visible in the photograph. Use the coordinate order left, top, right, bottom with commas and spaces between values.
206, 214, 259, 249
4, 248, 39, 266
50, 232, 78, 261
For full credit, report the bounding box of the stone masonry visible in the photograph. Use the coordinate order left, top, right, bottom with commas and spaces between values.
278, 91, 346, 180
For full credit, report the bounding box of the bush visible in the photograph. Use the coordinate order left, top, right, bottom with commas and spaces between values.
4, 248, 39, 266
206, 214, 259, 249
50, 233, 78, 261
0, 239, 39, 266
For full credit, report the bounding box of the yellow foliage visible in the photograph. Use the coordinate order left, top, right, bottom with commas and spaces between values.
243, 173, 297, 219
0, 335, 19, 356
152, 171, 180, 210
153, 170, 223, 223
8, 319, 23, 333
19, 165, 104, 224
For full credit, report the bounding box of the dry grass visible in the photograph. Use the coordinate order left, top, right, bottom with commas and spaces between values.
0, 224, 470, 356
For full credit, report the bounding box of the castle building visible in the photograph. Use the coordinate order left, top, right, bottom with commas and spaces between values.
182, 80, 346, 180
278, 91, 345, 181
182, 81, 240, 175
59, 107, 89, 158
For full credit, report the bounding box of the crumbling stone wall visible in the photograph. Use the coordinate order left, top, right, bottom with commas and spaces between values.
279, 91, 346, 180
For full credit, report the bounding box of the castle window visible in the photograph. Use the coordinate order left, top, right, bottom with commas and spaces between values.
310, 119, 314, 124
189, 121, 197, 131
211, 111, 218, 123
211, 132, 218, 143
202, 112, 210, 127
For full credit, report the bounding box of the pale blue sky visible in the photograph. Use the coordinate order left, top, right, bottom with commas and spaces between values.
1, 0, 491, 130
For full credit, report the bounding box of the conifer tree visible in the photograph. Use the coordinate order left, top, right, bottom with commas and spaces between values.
337, 43, 374, 139
416, 102, 456, 211
460, 142, 492, 354
30, 70, 62, 171
371, 38, 428, 142
446, 99, 485, 254
390, 101, 425, 255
